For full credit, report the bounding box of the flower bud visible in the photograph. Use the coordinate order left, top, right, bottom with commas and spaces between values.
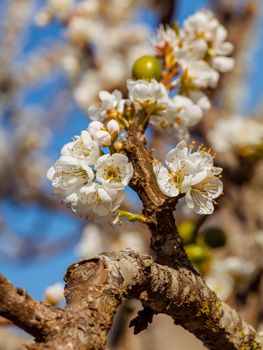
88, 121, 104, 135
114, 141, 123, 152
106, 119, 120, 140
94, 130, 112, 146
88, 121, 112, 146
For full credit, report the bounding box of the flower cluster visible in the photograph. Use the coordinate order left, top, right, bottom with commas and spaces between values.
85, 10, 234, 140
47, 119, 133, 223
47, 9, 231, 220
36, 0, 152, 108
75, 223, 145, 258
148, 9, 234, 137
154, 141, 223, 215
206, 256, 256, 301
208, 116, 263, 156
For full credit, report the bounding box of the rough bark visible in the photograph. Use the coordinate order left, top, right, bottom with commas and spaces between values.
1, 251, 263, 350
124, 120, 192, 270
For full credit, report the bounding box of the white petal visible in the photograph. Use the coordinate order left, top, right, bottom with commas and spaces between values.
153, 163, 179, 197
212, 56, 234, 72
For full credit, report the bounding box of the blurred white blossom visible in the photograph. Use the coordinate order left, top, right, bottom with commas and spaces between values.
44, 282, 64, 305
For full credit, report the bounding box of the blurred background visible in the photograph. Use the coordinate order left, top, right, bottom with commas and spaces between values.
0, 0, 263, 349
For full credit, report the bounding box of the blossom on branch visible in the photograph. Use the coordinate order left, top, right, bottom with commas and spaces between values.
154, 141, 223, 215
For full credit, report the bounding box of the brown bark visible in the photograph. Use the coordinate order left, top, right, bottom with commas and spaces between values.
1, 251, 263, 350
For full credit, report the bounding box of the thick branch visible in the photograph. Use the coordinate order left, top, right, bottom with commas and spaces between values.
0, 274, 58, 341
124, 121, 192, 270
2, 251, 262, 350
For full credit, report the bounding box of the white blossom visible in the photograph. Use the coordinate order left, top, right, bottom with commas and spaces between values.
154, 25, 179, 49
106, 119, 120, 139
206, 261, 234, 301
48, 0, 74, 19
61, 130, 100, 165
75, 224, 105, 258
185, 169, 223, 215
88, 121, 112, 146
189, 91, 211, 112
47, 154, 94, 213
208, 117, 263, 153
127, 79, 168, 104
181, 60, 219, 89
47, 155, 94, 192
44, 282, 64, 305
74, 71, 103, 110
113, 231, 145, 252
79, 183, 125, 218
67, 17, 91, 43
220, 257, 256, 292
183, 9, 234, 72
99, 55, 127, 86
152, 95, 203, 129
154, 140, 222, 215
95, 153, 133, 190
212, 56, 234, 73
88, 90, 124, 122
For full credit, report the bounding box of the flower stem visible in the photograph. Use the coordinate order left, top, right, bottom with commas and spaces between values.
119, 210, 147, 223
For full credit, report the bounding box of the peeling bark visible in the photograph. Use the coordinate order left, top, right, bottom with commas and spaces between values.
1, 251, 263, 350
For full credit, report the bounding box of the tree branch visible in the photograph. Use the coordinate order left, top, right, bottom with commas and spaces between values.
0, 274, 59, 341
124, 120, 192, 270
1, 251, 263, 349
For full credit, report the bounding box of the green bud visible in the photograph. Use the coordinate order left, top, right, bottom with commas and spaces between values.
185, 244, 210, 264
203, 227, 227, 248
178, 221, 197, 245
132, 55, 162, 81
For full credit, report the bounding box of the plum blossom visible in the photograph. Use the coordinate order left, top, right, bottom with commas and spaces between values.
95, 154, 133, 190
79, 183, 125, 218
106, 119, 120, 140
154, 140, 223, 214
88, 120, 121, 147
75, 224, 105, 258
88, 90, 125, 122
154, 25, 179, 49
180, 60, 219, 89
189, 91, 211, 112
208, 117, 263, 153
47, 155, 94, 193
183, 9, 234, 72
152, 95, 203, 130
61, 130, 100, 164
88, 121, 112, 146
127, 79, 168, 104
47, 125, 133, 222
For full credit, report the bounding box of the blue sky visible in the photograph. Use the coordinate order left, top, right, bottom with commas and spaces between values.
1, 0, 263, 301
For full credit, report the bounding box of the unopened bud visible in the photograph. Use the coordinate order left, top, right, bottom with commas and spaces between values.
114, 141, 123, 152
107, 119, 120, 140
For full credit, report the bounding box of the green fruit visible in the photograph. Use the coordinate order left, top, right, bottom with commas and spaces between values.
203, 227, 226, 248
178, 221, 197, 245
185, 244, 210, 264
132, 55, 162, 81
